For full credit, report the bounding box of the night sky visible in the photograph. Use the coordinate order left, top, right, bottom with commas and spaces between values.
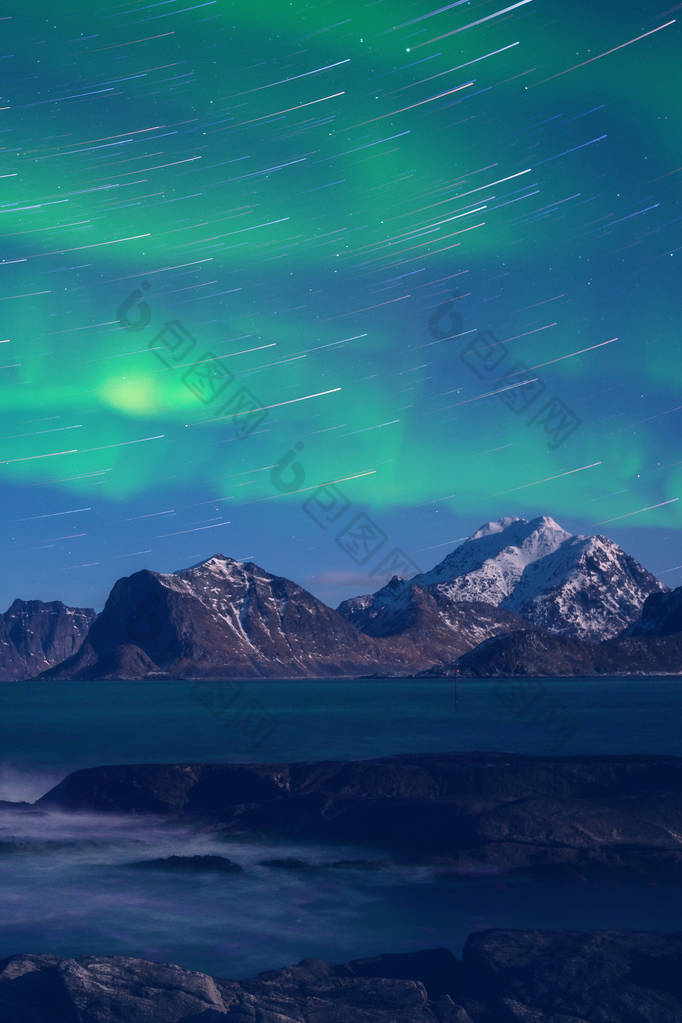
1, 0, 681, 613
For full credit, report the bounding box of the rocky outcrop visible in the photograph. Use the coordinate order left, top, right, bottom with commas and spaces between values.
37, 753, 682, 878
2, 930, 682, 1021
459, 929, 682, 1022
0, 599, 95, 681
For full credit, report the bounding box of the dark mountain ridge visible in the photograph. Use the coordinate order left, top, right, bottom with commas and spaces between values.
0, 599, 95, 681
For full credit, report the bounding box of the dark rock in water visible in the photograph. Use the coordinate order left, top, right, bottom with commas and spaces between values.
127, 854, 243, 873
348, 947, 460, 1000
0, 839, 43, 855
0, 838, 108, 855
0, 953, 235, 1023
258, 857, 317, 872
37, 753, 682, 879
2, 930, 682, 1021
329, 858, 389, 871
254, 854, 388, 872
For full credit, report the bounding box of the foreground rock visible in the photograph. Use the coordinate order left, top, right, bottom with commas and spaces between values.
0, 599, 95, 681
460, 929, 682, 1022
38, 753, 682, 878
2, 930, 681, 1021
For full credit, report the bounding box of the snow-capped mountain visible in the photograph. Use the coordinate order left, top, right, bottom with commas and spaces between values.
0, 599, 96, 681
503, 532, 665, 637
338, 516, 571, 626
42, 555, 411, 680
339, 516, 664, 641
338, 580, 526, 664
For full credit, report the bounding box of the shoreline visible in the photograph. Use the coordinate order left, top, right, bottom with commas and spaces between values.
4, 670, 682, 683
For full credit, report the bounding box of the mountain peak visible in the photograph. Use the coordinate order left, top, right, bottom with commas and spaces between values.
529, 514, 565, 532
469, 514, 566, 542
180, 554, 244, 575
469, 515, 524, 540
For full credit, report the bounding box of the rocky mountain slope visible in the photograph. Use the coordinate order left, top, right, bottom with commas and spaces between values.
338, 582, 526, 665
3, 930, 682, 1022
41, 555, 411, 680
450, 624, 682, 678
629, 585, 682, 637
0, 599, 95, 681
426, 584, 682, 678
339, 515, 664, 642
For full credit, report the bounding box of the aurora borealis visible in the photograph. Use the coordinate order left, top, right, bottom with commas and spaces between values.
1, 0, 681, 610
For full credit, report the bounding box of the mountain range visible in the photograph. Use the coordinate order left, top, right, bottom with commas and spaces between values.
1, 514, 678, 680
41, 555, 406, 680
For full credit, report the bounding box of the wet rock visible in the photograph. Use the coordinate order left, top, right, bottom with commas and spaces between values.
3, 931, 682, 1021
126, 854, 243, 873
258, 856, 316, 871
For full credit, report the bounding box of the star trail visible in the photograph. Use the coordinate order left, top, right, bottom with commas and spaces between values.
0, 0, 680, 610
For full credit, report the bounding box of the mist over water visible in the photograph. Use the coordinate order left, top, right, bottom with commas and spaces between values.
2, 802, 682, 978
0, 763, 67, 804
2, 678, 682, 976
